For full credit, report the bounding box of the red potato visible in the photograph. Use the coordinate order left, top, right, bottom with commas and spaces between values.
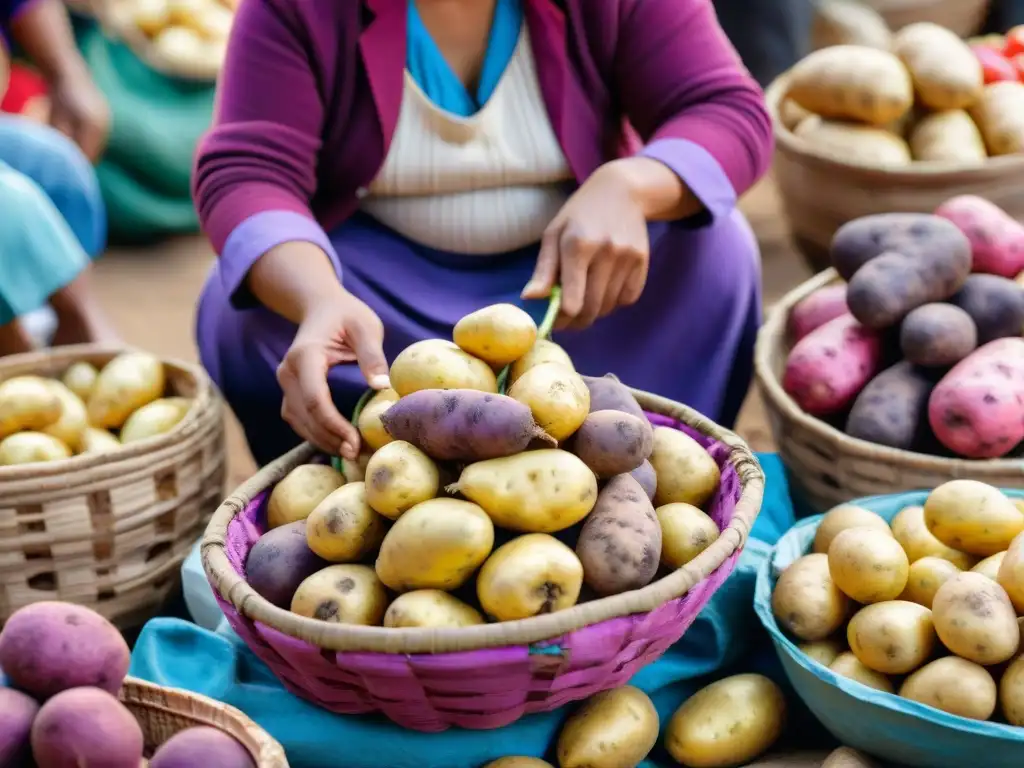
0, 688, 37, 767
789, 284, 849, 341
928, 337, 1024, 458
973, 45, 1019, 84
935, 195, 1024, 278
782, 313, 885, 416
31, 687, 143, 768
151, 727, 255, 768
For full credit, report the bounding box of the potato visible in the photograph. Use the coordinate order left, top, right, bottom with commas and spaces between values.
821, 747, 882, 768
997, 531, 1024, 611
829, 651, 894, 692
0, 375, 61, 439
923, 480, 1024, 555
355, 388, 399, 452
811, 0, 892, 52
508, 339, 574, 386
568, 410, 653, 478
0, 431, 71, 465
794, 117, 912, 167
364, 440, 439, 520
245, 521, 327, 607
341, 450, 371, 484
847, 600, 936, 674
477, 533, 583, 621
900, 556, 961, 609
450, 449, 597, 533
799, 638, 845, 667
889, 504, 975, 568
1000, 653, 1024, 726
786, 45, 913, 126
507, 363, 589, 442
813, 505, 891, 555
0, 601, 130, 698
909, 110, 987, 163
893, 23, 984, 111
779, 98, 814, 132
970, 81, 1024, 156
950, 274, 1024, 346
389, 339, 497, 396
0, 687, 37, 767
828, 527, 909, 603
629, 459, 657, 501
87, 351, 166, 429
789, 284, 849, 342
291, 564, 388, 625
119, 396, 191, 444
557, 686, 658, 768
650, 427, 720, 508
576, 474, 661, 595
31, 687, 143, 768
580, 374, 646, 420
936, 195, 1024, 279
61, 360, 99, 401
306, 482, 387, 563
900, 657, 997, 720
382, 590, 484, 629
772, 554, 851, 641
453, 303, 538, 367
266, 463, 345, 529
39, 380, 88, 451
375, 498, 493, 591
831, 212, 969, 281
973, 551, 1006, 580
844, 361, 937, 451
657, 502, 720, 569
899, 304, 978, 367
78, 426, 121, 454
664, 674, 786, 768
932, 572, 1020, 664
483, 760, 553, 768
150, 726, 255, 768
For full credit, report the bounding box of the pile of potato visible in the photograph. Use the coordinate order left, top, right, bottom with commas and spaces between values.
244, 302, 724, 631
0, 601, 255, 767
782, 197, 1024, 459
0, 352, 193, 466
772, 479, 1024, 726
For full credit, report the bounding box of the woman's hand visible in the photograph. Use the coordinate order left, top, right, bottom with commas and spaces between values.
48, 70, 110, 162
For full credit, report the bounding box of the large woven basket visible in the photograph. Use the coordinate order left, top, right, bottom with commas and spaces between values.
121, 677, 288, 766
0, 346, 226, 629
203, 392, 763, 732
765, 73, 1024, 274
865, 0, 990, 36
755, 270, 1024, 513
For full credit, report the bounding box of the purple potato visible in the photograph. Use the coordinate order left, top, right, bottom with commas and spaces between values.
151, 726, 255, 768
899, 303, 977, 367
581, 374, 646, 419
950, 273, 1024, 345
31, 687, 143, 768
568, 410, 654, 478
245, 521, 328, 607
0, 688, 38, 767
629, 460, 657, 501
845, 361, 937, 450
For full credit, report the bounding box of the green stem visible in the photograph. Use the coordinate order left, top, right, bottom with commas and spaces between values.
497, 286, 562, 394
332, 387, 378, 473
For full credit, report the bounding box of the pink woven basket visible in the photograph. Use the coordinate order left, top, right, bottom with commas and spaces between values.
202, 390, 763, 732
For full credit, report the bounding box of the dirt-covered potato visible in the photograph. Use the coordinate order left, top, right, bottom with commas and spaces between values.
813, 504, 892, 555
932, 572, 1020, 665
568, 410, 653, 479
364, 440, 439, 520
383, 590, 485, 629
890, 504, 976, 568
970, 81, 1024, 156
844, 361, 936, 451
356, 388, 399, 452
950, 274, 1024, 346
847, 600, 936, 675
508, 363, 590, 442
556, 686, 659, 768
266, 464, 345, 529
657, 502, 720, 569
899, 303, 978, 367
900, 657, 997, 720
828, 528, 909, 603
772, 554, 851, 641
246, 521, 328, 607
893, 23, 984, 111
477, 533, 583, 621
829, 651, 894, 692
453, 303, 538, 367
924, 480, 1024, 556
290, 564, 389, 625
794, 117, 912, 167
1000, 653, 1024, 726
306, 482, 387, 563
389, 339, 497, 396
650, 427, 720, 508
799, 638, 846, 668
900, 556, 961, 609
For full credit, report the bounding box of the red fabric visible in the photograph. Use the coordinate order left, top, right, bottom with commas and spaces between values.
1, 62, 46, 114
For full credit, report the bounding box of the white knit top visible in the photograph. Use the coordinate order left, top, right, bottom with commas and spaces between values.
361, 26, 573, 254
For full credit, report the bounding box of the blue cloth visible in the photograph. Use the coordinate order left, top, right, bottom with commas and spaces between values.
130, 454, 796, 768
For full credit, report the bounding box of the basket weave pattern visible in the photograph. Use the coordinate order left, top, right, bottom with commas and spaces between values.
866, 0, 990, 36
205, 396, 763, 732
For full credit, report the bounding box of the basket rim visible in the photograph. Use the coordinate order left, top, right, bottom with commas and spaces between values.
754, 269, 1024, 472
201, 389, 765, 654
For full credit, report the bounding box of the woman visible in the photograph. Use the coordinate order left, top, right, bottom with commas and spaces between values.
195, 0, 772, 466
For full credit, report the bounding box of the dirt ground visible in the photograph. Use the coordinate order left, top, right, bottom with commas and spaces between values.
91, 177, 811, 488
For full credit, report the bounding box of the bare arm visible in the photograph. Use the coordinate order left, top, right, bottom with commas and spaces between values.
8, 0, 88, 83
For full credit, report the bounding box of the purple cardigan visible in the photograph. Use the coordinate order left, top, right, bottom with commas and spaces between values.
193, 0, 773, 297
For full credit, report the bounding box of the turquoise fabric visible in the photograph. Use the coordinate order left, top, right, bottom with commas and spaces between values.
406, 0, 522, 117
130, 453, 798, 768
754, 489, 1024, 768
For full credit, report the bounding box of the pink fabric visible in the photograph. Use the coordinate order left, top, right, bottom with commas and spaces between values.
214, 414, 745, 731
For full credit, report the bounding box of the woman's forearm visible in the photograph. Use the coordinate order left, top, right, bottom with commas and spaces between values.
247, 242, 348, 325
9, 0, 87, 82
603, 156, 703, 222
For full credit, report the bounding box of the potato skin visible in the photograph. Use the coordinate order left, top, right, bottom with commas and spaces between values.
629, 459, 657, 500
972, 552, 1006, 580
1000, 654, 1024, 726
970, 81, 1024, 156
844, 362, 938, 450
846, 600, 936, 675
931, 572, 1020, 664
828, 528, 909, 604
477, 534, 583, 621
899, 304, 978, 367
997, 531, 1024, 612
364, 440, 440, 520
772, 553, 851, 641
935, 195, 1024, 279
306, 483, 387, 563
508, 363, 590, 442
890, 504, 975, 567
909, 110, 987, 163
923, 479, 1024, 556
453, 303, 537, 367
580, 374, 646, 419
383, 590, 484, 629
900, 557, 962, 609
657, 503, 720, 569
568, 410, 653, 478
650, 427, 720, 508
246, 521, 328, 607
557, 686, 659, 768
389, 339, 497, 396
508, 339, 574, 386
0, 687, 37, 767
788, 284, 849, 341
900, 657, 997, 720
794, 118, 912, 168
31, 687, 143, 768
829, 651, 894, 692
950, 274, 1024, 346
150, 727, 255, 768
266, 464, 345, 529
291, 564, 389, 625
813, 504, 891, 555
893, 23, 984, 111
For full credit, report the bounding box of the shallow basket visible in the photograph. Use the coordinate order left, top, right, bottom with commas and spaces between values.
765, 72, 1024, 275
754, 270, 1024, 513
865, 0, 990, 36
121, 676, 288, 766
203, 391, 764, 732
0, 345, 226, 629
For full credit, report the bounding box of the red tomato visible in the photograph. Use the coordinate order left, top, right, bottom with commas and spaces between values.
972, 45, 1019, 83
1004, 26, 1024, 58
1011, 53, 1024, 82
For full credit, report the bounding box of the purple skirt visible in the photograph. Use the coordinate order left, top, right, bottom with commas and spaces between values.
196, 211, 761, 465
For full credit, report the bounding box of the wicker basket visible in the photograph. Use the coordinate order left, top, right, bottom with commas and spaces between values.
0, 346, 226, 629
121, 677, 288, 766
203, 392, 764, 732
765, 73, 1024, 275
754, 270, 1024, 513
865, 0, 990, 37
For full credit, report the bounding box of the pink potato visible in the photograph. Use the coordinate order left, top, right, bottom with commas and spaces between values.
245, 520, 328, 607
789, 284, 849, 341
150, 726, 255, 768
0, 688, 38, 767
782, 313, 885, 416
935, 195, 1024, 278
0, 601, 130, 700
928, 337, 1024, 458
30, 687, 143, 768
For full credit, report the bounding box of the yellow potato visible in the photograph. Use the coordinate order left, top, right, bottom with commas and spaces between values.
450, 449, 597, 533
192, 2, 233, 39
507, 363, 589, 442
507, 339, 574, 386
266, 464, 345, 529
131, 0, 170, 35
847, 600, 936, 675
0, 432, 71, 465
364, 440, 439, 520
893, 23, 984, 111
813, 504, 891, 555
375, 498, 493, 591
798, 638, 845, 668
664, 674, 785, 768
970, 81, 1024, 156
341, 451, 372, 484
87, 352, 166, 429
821, 747, 882, 768
556, 686, 658, 768
779, 99, 814, 132
973, 551, 1007, 581
932, 572, 1020, 665
998, 532, 1024, 612
650, 427, 720, 508
828, 528, 909, 603
453, 303, 538, 368
0, 375, 61, 439
40, 380, 88, 452
889, 504, 976, 568
794, 117, 912, 168
477, 533, 583, 621
61, 361, 99, 402
389, 339, 497, 396
77, 427, 121, 455
1000, 653, 1024, 726
900, 556, 961, 609
909, 110, 987, 163
657, 503, 720, 569
356, 388, 399, 452
899, 657, 996, 720
786, 45, 913, 126
829, 651, 894, 693
812, 0, 892, 52
290, 564, 388, 625
483, 760, 553, 768
383, 590, 484, 629
119, 397, 191, 444
305, 482, 387, 563
924, 480, 1024, 556
772, 554, 851, 641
